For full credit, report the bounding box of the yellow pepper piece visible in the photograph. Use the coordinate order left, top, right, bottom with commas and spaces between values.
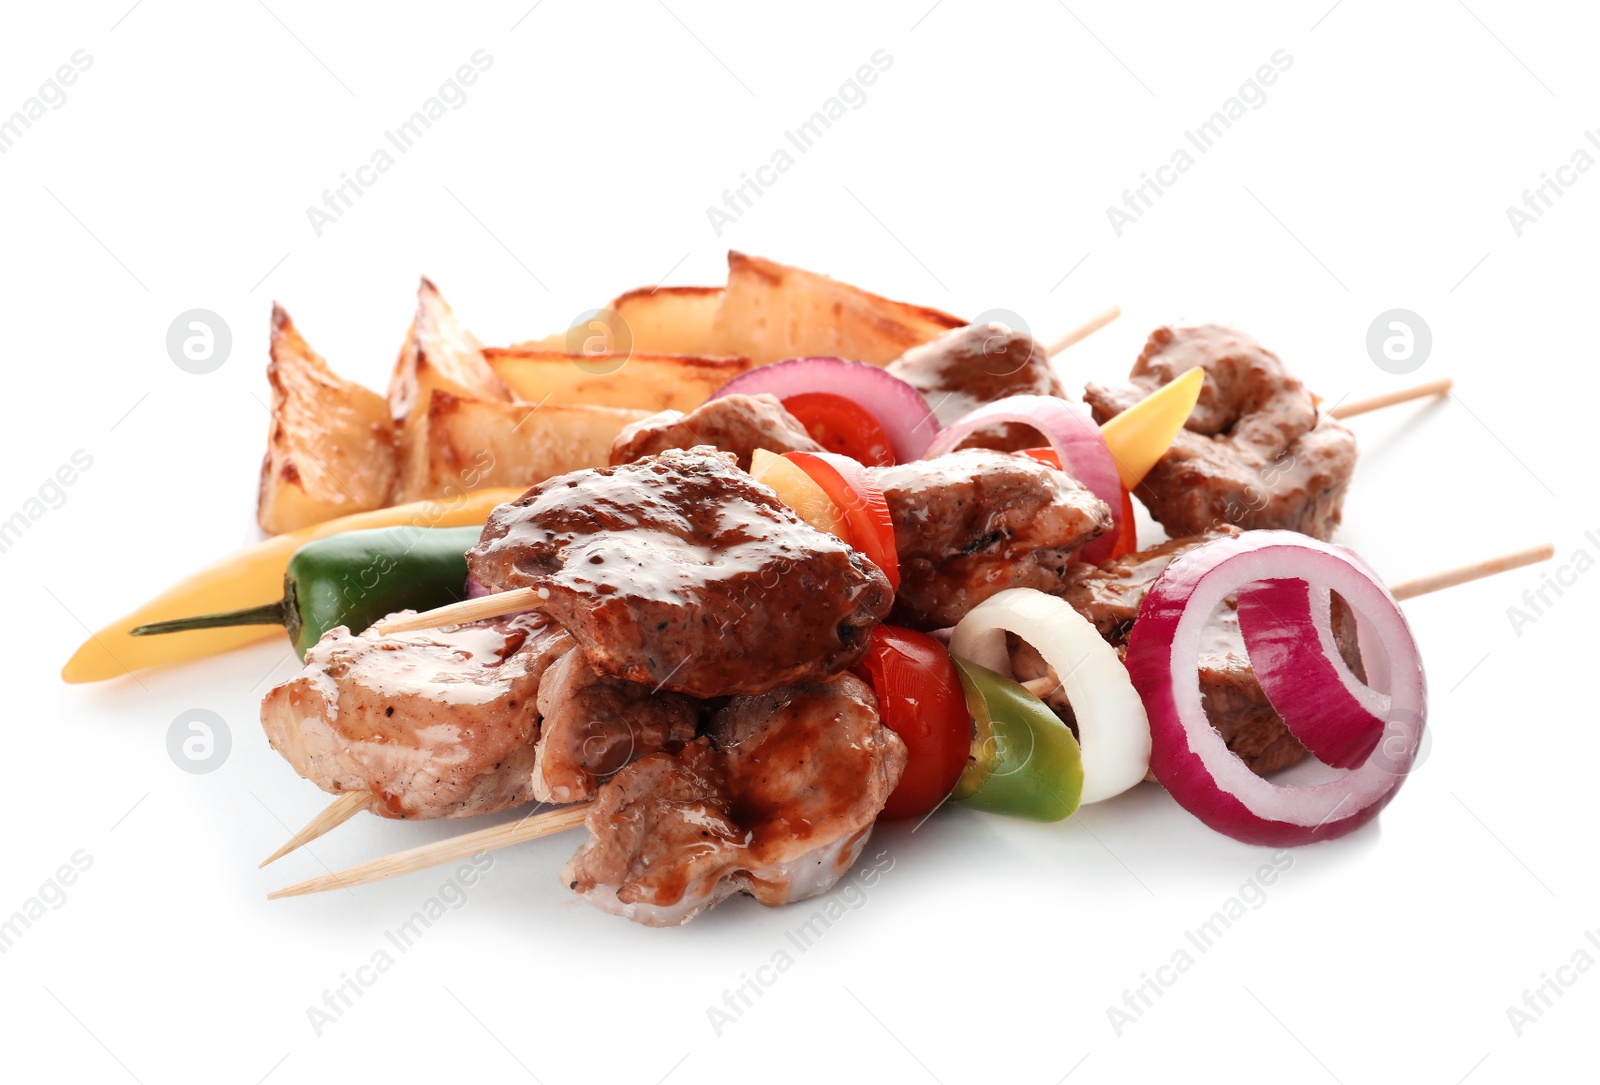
750, 449, 849, 541
1098, 366, 1205, 488
61, 488, 527, 685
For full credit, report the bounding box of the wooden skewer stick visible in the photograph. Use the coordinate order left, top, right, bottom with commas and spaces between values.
260, 792, 373, 868
1047, 303, 1121, 357
374, 586, 546, 636
1389, 543, 1555, 602
272, 541, 1555, 896
268, 802, 593, 899
1328, 378, 1453, 420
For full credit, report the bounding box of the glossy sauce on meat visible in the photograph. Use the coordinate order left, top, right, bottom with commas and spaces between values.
1085, 325, 1357, 540
872, 449, 1113, 629
561, 674, 905, 925
468, 448, 893, 698
260, 613, 569, 818
530, 646, 701, 803
888, 322, 1068, 448
609, 393, 822, 471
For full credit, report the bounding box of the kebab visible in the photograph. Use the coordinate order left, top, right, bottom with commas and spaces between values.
255, 323, 1455, 861
265, 528, 1547, 915
246, 369, 1510, 870
254, 326, 1513, 897
65, 290, 1484, 913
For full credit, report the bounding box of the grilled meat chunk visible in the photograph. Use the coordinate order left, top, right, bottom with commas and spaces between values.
530, 647, 701, 804
609, 393, 823, 472
468, 447, 894, 698
1084, 325, 1357, 540
871, 449, 1113, 629
260, 614, 569, 819
562, 674, 905, 926
888, 321, 1068, 450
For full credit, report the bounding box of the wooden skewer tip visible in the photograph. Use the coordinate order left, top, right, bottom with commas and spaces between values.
268, 802, 593, 899
1389, 543, 1555, 601
260, 791, 373, 867
1047, 303, 1122, 357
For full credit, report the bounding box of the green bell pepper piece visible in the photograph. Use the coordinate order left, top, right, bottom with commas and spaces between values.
949, 658, 1084, 822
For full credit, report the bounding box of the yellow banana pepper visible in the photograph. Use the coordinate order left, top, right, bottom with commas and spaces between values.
61, 488, 525, 684
1099, 366, 1205, 489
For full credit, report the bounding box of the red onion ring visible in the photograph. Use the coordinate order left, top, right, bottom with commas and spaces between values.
709, 356, 940, 462
1125, 531, 1426, 846
1235, 578, 1388, 769
923, 395, 1123, 564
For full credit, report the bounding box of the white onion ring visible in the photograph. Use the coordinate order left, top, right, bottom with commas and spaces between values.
923, 395, 1123, 564
950, 587, 1151, 804
1125, 531, 1427, 846
709, 356, 940, 461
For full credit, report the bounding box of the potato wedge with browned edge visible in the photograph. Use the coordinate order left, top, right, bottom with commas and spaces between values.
257, 305, 397, 535
387, 277, 511, 422
485, 348, 755, 413
393, 390, 650, 503
708, 251, 964, 365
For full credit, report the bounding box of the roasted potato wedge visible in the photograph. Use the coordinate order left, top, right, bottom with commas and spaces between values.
510, 286, 726, 356
257, 305, 397, 535
607, 285, 725, 354
393, 390, 650, 503
387, 277, 511, 421
708, 251, 964, 365
485, 347, 755, 412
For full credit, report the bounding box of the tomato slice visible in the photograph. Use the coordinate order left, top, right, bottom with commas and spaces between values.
1019, 447, 1136, 561
1111, 487, 1137, 559
781, 392, 896, 467
749, 449, 850, 541
854, 625, 973, 819
784, 451, 900, 591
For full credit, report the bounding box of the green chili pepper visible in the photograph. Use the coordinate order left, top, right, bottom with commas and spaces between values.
130, 526, 481, 659
949, 658, 1084, 822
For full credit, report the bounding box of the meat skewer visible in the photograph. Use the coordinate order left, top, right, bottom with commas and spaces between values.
262, 340, 1455, 862
264, 444, 1113, 862
266, 538, 1549, 903
382, 446, 893, 695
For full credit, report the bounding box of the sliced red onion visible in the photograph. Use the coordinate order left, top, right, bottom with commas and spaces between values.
924, 395, 1123, 564
466, 575, 491, 599
1235, 578, 1388, 769
709, 356, 939, 461
1125, 531, 1426, 847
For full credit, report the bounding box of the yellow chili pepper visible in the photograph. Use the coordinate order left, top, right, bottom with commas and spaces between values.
1098, 366, 1205, 489
61, 488, 526, 684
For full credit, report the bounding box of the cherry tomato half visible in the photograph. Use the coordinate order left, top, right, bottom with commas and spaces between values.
854, 625, 973, 819
784, 451, 900, 591
781, 392, 896, 467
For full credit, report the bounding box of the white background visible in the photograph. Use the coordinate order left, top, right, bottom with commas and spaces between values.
3, 1, 1595, 1082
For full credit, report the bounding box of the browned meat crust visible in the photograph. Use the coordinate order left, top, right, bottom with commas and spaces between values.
531, 647, 702, 804
562, 674, 905, 925
260, 614, 570, 819
468, 447, 894, 698
609, 393, 823, 471
1084, 325, 1357, 540
871, 449, 1112, 629
888, 322, 1069, 450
